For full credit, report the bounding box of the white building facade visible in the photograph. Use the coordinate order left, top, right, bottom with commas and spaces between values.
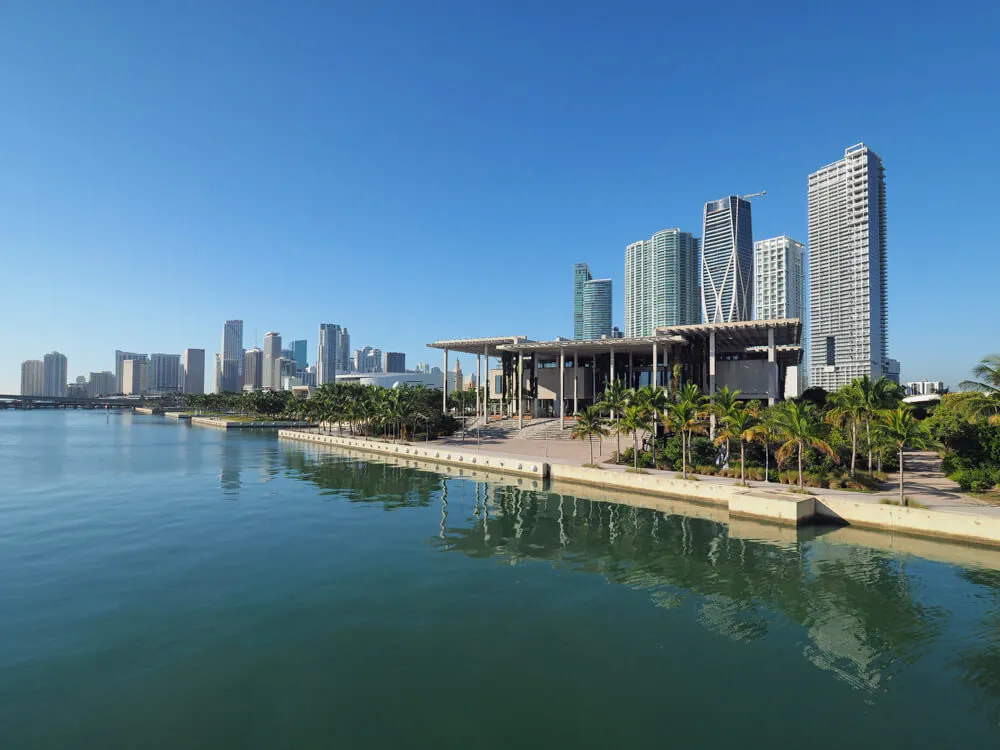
808, 144, 889, 390
262, 332, 282, 390
20, 360, 45, 396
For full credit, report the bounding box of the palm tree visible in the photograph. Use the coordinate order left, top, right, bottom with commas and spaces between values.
571, 406, 610, 465
876, 406, 932, 506
826, 386, 865, 476
662, 385, 707, 479
714, 402, 758, 484
959, 354, 1000, 426
710, 386, 741, 463
773, 401, 839, 490
598, 380, 631, 459
618, 404, 651, 470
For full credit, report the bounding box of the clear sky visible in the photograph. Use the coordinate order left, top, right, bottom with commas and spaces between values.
2, 0, 997, 393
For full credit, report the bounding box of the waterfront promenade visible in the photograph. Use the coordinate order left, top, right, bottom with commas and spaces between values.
279, 428, 1000, 549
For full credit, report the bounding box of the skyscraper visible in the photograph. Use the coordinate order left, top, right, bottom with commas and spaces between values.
149, 353, 182, 394
383, 352, 406, 373
317, 323, 341, 385
338, 327, 351, 372
624, 229, 700, 337
88, 371, 116, 397
122, 358, 148, 395
219, 320, 244, 392
262, 332, 281, 390
573, 263, 593, 340
243, 348, 264, 391
353, 346, 382, 374
20, 360, 44, 396
582, 278, 612, 339
183, 349, 205, 394
701, 196, 754, 323
43, 352, 68, 397
291, 340, 308, 370
115, 351, 146, 394
753, 237, 806, 320
808, 144, 888, 390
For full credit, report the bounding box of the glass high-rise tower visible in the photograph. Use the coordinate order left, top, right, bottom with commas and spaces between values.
581, 278, 612, 339
624, 228, 700, 337
573, 263, 592, 340
808, 143, 888, 390
701, 196, 753, 323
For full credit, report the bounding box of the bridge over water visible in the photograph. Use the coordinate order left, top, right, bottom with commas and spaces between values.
0, 395, 140, 410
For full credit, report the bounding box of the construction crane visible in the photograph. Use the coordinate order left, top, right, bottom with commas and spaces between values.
741, 190, 767, 200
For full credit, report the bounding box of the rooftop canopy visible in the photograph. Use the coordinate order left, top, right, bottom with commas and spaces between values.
655, 318, 802, 349
426, 336, 533, 356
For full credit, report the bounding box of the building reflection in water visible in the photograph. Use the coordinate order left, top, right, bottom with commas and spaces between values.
281, 444, 1000, 718
218, 436, 242, 495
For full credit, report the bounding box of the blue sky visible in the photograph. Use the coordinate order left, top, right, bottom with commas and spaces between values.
2, 0, 997, 393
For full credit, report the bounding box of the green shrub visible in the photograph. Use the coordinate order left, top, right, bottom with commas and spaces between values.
952, 468, 998, 493
694, 464, 718, 476
619, 447, 654, 468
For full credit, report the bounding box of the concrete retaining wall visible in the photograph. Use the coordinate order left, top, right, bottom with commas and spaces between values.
816, 497, 1000, 548
278, 431, 548, 479
193, 418, 310, 430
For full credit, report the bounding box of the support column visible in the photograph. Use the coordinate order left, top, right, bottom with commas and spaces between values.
709, 330, 717, 437
484, 344, 490, 421
443, 349, 449, 413
610, 349, 615, 385
768, 326, 777, 406
652, 342, 658, 438
476, 353, 481, 424
573, 350, 579, 416
593, 354, 597, 400
628, 351, 633, 389
517, 350, 523, 429
559, 349, 566, 429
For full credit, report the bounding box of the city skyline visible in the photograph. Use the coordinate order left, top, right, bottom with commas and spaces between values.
3, 3, 995, 392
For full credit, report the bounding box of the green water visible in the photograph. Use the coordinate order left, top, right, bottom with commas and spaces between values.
2, 410, 1000, 747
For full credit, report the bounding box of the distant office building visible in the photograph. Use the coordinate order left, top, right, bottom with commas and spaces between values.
886, 358, 901, 385
148, 353, 182, 394
808, 144, 889, 390
43, 352, 68, 397
454, 359, 463, 391
625, 228, 700, 337
702, 196, 754, 323
291, 340, 308, 370
182, 349, 205, 394
67, 382, 88, 398
354, 345, 382, 374
906, 380, 945, 396
612, 326, 624, 339
338, 327, 352, 372
122, 358, 148, 395
218, 319, 244, 392
243, 348, 264, 391
88, 371, 116, 397
573, 263, 593, 340
20, 360, 44, 396
317, 323, 341, 385
383, 352, 406, 373
582, 278, 612, 339
300, 366, 316, 387
262, 332, 281, 390
115, 351, 146, 394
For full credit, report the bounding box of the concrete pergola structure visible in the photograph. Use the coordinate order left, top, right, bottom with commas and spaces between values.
425, 336, 532, 425
427, 319, 801, 431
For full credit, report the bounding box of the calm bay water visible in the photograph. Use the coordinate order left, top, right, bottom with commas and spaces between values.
2, 410, 1000, 747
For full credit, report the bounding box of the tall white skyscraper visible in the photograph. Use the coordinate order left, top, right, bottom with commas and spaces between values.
317, 323, 341, 385
701, 196, 754, 323
262, 332, 282, 390
122, 358, 148, 395
244, 348, 264, 391
808, 144, 888, 390
753, 236, 806, 320
20, 360, 44, 396
88, 371, 116, 397
183, 349, 205, 394
625, 228, 700, 337
43, 352, 68, 397
353, 346, 383, 374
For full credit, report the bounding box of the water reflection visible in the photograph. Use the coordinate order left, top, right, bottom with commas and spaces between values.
282, 446, 1000, 714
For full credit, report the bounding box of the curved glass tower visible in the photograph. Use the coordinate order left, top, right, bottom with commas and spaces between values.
701, 196, 753, 323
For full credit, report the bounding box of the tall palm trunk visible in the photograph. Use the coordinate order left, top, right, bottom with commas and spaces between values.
633, 432, 639, 469
850, 421, 857, 476
798, 441, 804, 489
589, 436, 594, 465
867, 420, 873, 471
740, 440, 745, 484
682, 430, 688, 479
899, 447, 906, 506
